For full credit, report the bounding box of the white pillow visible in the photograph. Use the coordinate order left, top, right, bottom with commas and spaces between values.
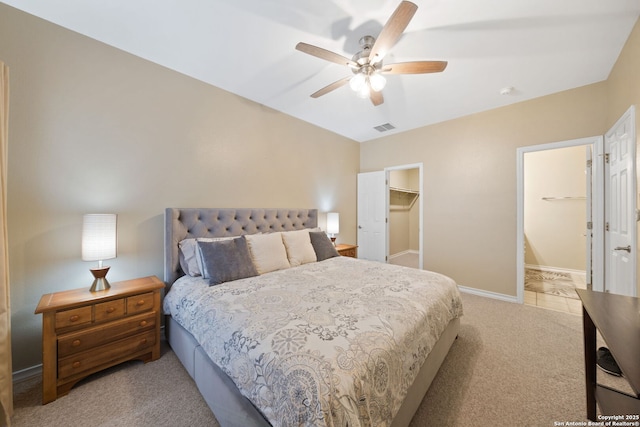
179, 238, 210, 276
245, 232, 291, 274
179, 236, 236, 276
281, 230, 317, 267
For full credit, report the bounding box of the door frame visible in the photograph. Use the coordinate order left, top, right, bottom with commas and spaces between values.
516, 136, 604, 304
385, 163, 424, 269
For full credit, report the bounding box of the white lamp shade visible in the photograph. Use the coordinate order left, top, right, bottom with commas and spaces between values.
327, 212, 340, 235
82, 214, 117, 261
369, 72, 386, 92
356, 83, 370, 99
349, 73, 366, 92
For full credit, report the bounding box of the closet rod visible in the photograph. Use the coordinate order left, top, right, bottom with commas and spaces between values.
541, 196, 586, 201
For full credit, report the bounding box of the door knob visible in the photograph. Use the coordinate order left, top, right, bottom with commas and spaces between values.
358, 225, 362, 229
614, 245, 631, 253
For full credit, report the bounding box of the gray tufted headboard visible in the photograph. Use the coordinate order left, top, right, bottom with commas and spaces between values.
164, 208, 318, 286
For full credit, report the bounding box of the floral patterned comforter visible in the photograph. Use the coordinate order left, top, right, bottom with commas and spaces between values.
163, 256, 463, 427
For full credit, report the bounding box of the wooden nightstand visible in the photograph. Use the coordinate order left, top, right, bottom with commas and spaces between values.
34, 275, 164, 404
335, 244, 358, 258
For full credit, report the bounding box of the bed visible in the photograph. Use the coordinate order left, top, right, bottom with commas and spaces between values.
163, 208, 462, 427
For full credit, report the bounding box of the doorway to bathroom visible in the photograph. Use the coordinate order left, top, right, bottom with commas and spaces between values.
521, 143, 592, 314
516, 135, 604, 310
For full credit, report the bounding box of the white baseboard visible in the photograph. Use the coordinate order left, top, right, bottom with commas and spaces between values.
13, 363, 41, 384
525, 264, 586, 277
458, 285, 519, 304
388, 249, 419, 260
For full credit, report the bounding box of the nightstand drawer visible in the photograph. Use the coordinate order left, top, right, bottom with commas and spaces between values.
335, 244, 358, 258
340, 247, 357, 257
55, 306, 92, 330
58, 329, 156, 380
94, 299, 125, 323
127, 292, 154, 314
57, 311, 156, 357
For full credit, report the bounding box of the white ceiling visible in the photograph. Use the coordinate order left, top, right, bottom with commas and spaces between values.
3, 0, 640, 142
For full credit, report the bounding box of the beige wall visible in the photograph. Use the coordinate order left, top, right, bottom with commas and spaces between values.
0, 5, 359, 372
524, 146, 587, 271
606, 15, 640, 129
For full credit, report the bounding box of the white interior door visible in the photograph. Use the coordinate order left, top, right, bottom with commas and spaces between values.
604, 106, 637, 296
357, 171, 388, 262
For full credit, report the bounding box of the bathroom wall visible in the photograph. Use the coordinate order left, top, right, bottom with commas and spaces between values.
524, 145, 587, 271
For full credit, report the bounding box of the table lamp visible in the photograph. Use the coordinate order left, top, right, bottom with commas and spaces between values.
327, 212, 339, 245
82, 213, 117, 292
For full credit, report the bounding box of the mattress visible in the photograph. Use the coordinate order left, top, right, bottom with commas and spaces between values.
163, 256, 463, 427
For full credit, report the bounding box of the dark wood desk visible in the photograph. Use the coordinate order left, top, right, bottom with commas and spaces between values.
576, 289, 640, 420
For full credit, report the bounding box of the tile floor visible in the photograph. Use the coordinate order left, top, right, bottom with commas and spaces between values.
524, 267, 587, 315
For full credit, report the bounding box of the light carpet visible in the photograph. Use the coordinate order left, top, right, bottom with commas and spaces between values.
11, 292, 632, 426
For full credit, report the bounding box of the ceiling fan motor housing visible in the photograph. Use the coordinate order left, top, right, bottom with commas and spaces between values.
352, 35, 385, 83
352, 36, 377, 68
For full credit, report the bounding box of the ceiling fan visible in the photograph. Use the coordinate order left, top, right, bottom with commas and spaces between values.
295, 1, 447, 106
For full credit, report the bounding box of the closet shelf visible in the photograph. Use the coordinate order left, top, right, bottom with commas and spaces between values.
541, 196, 586, 201
390, 186, 419, 211
390, 186, 419, 194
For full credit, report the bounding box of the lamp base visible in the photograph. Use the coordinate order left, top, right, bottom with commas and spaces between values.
89, 266, 111, 292
330, 236, 337, 246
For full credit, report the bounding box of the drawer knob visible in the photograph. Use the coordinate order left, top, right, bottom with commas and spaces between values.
136, 300, 146, 306
69, 315, 79, 322
106, 307, 116, 314
139, 320, 147, 327
72, 339, 81, 347
140, 338, 147, 345
72, 361, 81, 369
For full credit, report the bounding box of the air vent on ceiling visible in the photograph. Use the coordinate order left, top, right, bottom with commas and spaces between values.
374, 123, 396, 132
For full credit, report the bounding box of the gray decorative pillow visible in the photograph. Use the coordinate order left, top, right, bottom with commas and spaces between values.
309, 231, 340, 261
197, 236, 258, 286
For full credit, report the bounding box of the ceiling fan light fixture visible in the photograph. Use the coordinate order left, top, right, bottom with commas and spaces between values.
356, 83, 370, 99
349, 73, 367, 92
369, 72, 386, 92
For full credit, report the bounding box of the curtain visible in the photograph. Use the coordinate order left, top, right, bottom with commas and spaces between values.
0, 62, 12, 426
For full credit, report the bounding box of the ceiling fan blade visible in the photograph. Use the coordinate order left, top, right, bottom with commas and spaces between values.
369, 1, 418, 64
310, 76, 352, 98
381, 61, 448, 74
370, 90, 384, 106
296, 42, 358, 69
